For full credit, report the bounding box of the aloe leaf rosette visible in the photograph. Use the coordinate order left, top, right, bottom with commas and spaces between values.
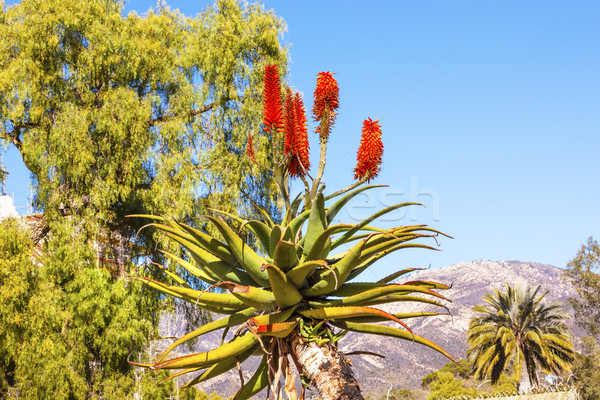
130, 65, 453, 400
129, 186, 452, 392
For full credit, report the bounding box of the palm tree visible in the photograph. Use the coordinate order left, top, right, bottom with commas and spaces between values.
467, 283, 575, 394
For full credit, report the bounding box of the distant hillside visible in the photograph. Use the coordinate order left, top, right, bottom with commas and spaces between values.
338, 260, 581, 397
156, 260, 582, 398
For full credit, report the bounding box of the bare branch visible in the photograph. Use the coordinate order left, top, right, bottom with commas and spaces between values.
148, 102, 216, 127
249, 156, 274, 173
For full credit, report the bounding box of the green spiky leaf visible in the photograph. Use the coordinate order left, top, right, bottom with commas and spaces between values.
206, 216, 271, 287
331, 320, 453, 360
152, 332, 258, 370
261, 264, 303, 307
231, 355, 269, 400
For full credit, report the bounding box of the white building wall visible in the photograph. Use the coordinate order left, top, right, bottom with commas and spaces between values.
0, 195, 18, 220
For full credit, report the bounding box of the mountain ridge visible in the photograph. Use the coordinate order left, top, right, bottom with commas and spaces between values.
338, 260, 580, 397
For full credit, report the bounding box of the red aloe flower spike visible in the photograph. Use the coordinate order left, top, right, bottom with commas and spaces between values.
312, 71, 339, 139
246, 132, 256, 161
293, 92, 310, 175
284, 90, 310, 178
263, 65, 284, 134
354, 118, 383, 182
283, 88, 296, 159
313, 71, 339, 119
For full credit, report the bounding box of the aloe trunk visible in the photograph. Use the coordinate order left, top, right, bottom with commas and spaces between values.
289, 332, 363, 400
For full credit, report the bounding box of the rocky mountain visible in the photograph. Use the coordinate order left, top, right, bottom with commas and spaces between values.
338, 260, 581, 397
156, 260, 582, 398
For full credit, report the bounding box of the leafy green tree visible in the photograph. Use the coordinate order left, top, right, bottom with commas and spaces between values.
0, 0, 286, 232
421, 360, 516, 399
0, 0, 286, 397
0, 218, 36, 396
425, 371, 476, 400
422, 359, 472, 388
0, 217, 217, 399
467, 283, 575, 394
0, 217, 147, 398
564, 238, 600, 399
572, 337, 600, 400
421, 360, 517, 399
564, 237, 600, 340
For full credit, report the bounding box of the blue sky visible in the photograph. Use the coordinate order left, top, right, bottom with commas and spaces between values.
2, 0, 599, 275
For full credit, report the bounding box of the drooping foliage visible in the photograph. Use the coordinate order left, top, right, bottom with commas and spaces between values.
0, 0, 288, 397
0, 0, 287, 230
467, 283, 575, 393
132, 65, 453, 400
0, 217, 193, 398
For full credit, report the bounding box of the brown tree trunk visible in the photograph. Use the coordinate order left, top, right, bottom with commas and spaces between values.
289, 332, 363, 400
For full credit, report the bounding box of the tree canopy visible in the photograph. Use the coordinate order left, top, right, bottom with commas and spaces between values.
0, 0, 288, 397
0, 0, 287, 232
0, 217, 162, 399
421, 360, 516, 400
467, 283, 574, 394
564, 237, 600, 340
572, 337, 600, 400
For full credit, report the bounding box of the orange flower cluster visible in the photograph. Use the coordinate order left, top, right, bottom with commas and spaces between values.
259, 65, 310, 178
246, 132, 256, 161
284, 88, 296, 154
354, 118, 383, 182
284, 90, 310, 177
263, 65, 283, 133
255, 66, 384, 183
312, 72, 339, 139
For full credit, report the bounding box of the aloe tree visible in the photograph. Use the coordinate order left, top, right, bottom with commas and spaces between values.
131, 66, 453, 400
467, 283, 575, 394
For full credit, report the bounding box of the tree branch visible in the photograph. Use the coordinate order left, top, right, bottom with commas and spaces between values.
148, 102, 217, 127
2, 120, 39, 149
249, 156, 274, 173
134, 183, 152, 190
